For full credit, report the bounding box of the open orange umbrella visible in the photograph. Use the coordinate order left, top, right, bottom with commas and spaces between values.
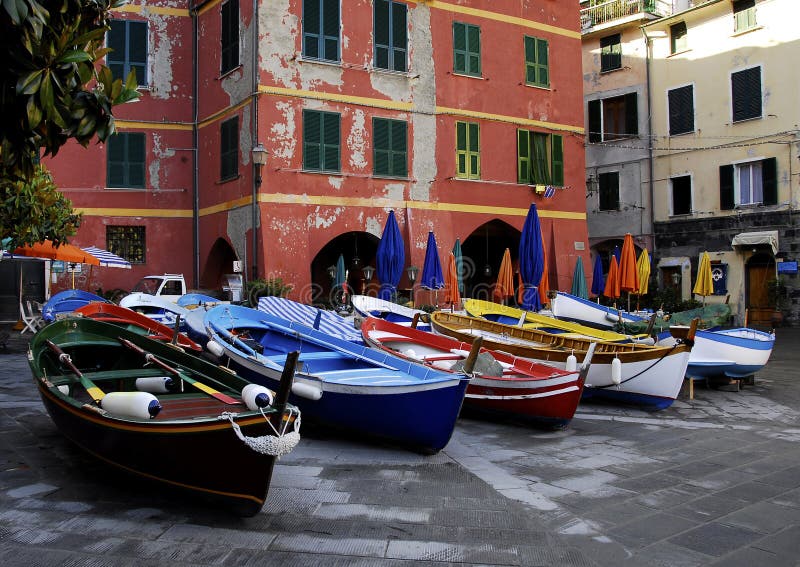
13, 240, 101, 265
618, 233, 639, 311
493, 248, 514, 302
444, 252, 461, 308
603, 256, 620, 299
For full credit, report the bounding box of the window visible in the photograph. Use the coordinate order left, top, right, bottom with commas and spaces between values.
733, 0, 756, 33
719, 157, 777, 209
303, 109, 340, 172
107, 226, 145, 264
671, 175, 692, 216
732, 66, 762, 122
668, 85, 694, 136
107, 20, 147, 86
598, 172, 619, 211
600, 34, 621, 72
374, 0, 407, 72
588, 93, 638, 142
524, 36, 549, 88
453, 21, 481, 76
517, 130, 563, 186
107, 132, 145, 188
456, 121, 480, 179
220, 117, 239, 181
670, 22, 687, 54
221, 0, 239, 74
373, 117, 407, 177
303, 0, 340, 62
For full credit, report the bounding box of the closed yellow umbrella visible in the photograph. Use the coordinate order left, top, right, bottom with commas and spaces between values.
636, 248, 650, 296
693, 251, 714, 304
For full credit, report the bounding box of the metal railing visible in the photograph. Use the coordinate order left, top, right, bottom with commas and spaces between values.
580, 0, 673, 30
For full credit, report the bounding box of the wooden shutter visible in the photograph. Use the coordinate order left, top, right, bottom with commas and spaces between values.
524, 36, 549, 87
468, 122, 479, 178
108, 20, 126, 79
129, 21, 148, 85
588, 100, 601, 143
669, 85, 694, 135
374, 0, 389, 69
391, 120, 407, 177
322, 111, 340, 171
456, 122, 467, 177
467, 24, 480, 75
732, 67, 761, 122
453, 22, 466, 73
128, 133, 146, 188
624, 92, 638, 137
303, 110, 321, 170
762, 157, 777, 205
719, 164, 735, 210
303, 0, 321, 58
600, 34, 620, 71
322, 0, 339, 61
517, 129, 530, 184
551, 135, 564, 187
221, 0, 239, 74
391, 1, 407, 72
107, 134, 125, 187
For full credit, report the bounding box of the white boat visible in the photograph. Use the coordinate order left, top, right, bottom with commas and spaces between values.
550, 291, 647, 330
119, 292, 193, 329
350, 295, 431, 331
656, 327, 775, 380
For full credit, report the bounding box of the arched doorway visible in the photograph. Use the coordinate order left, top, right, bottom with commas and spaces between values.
461, 220, 521, 301
200, 238, 238, 292
746, 252, 776, 326
311, 232, 379, 307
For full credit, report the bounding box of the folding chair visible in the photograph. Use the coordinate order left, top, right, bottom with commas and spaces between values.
20, 301, 44, 334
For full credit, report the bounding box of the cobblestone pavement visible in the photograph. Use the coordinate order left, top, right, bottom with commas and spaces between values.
1, 324, 799, 566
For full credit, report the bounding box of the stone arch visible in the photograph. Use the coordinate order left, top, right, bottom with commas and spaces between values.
200, 238, 238, 291
461, 219, 521, 300
309, 231, 380, 306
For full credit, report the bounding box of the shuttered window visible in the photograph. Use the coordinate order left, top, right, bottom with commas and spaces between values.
720, 157, 777, 209
453, 21, 481, 76
108, 20, 147, 86
600, 34, 621, 72
524, 36, 549, 88
303, 0, 340, 62
374, 0, 407, 72
732, 66, 762, 122
733, 0, 757, 32
668, 85, 694, 136
516, 130, 564, 186
303, 109, 340, 172
670, 22, 688, 54
107, 132, 146, 188
598, 172, 619, 211
373, 118, 407, 177
588, 93, 638, 142
456, 121, 480, 179
220, 117, 239, 181
221, 0, 240, 74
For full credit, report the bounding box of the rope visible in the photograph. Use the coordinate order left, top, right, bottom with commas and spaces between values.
595, 341, 683, 389
220, 409, 301, 457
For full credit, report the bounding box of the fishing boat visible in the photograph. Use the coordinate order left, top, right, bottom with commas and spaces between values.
361, 317, 594, 428
28, 317, 301, 516
656, 327, 774, 381
204, 304, 469, 453
119, 292, 193, 329
42, 289, 110, 323
430, 311, 695, 410
74, 302, 202, 352
463, 299, 654, 344
549, 291, 647, 330
351, 295, 432, 331
625, 303, 733, 336
257, 296, 362, 342
177, 293, 229, 309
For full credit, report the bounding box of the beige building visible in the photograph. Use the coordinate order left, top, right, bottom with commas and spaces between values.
645, 0, 800, 326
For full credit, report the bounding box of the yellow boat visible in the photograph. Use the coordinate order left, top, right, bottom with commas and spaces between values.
463, 299, 654, 344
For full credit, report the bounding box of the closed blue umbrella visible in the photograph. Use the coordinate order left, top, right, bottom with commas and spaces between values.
420, 231, 444, 290
571, 256, 588, 300
376, 211, 405, 300
591, 254, 605, 298
335, 253, 346, 289
452, 238, 464, 294
518, 204, 544, 311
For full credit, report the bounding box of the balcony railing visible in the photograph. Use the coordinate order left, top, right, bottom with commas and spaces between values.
580, 0, 673, 30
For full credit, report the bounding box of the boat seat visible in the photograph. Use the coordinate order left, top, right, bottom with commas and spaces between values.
49, 367, 172, 385
299, 351, 344, 361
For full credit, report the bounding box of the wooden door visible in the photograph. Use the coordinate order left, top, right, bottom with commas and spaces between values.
746, 261, 774, 326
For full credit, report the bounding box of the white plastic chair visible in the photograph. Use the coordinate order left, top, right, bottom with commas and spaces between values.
20, 300, 44, 334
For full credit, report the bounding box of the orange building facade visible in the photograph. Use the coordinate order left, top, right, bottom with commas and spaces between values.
45, 0, 590, 305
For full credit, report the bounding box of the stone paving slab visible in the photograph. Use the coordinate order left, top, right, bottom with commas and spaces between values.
1, 324, 799, 565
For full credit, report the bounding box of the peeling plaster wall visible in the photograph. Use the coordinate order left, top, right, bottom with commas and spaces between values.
260, 1, 299, 87
409, 6, 436, 203
147, 13, 175, 99
227, 206, 253, 263
347, 109, 368, 171
148, 133, 177, 191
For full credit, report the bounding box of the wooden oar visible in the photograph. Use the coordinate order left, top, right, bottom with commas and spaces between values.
271, 350, 299, 430
45, 340, 105, 404
118, 338, 241, 405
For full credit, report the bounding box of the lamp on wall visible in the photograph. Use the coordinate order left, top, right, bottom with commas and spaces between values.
586, 173, 598, 198
671, 272, 681, 286
327, 264, 337, 280
407, 265, 419, 284
251, 143, 268, 185
483, 225, 492, 277
362, 265, 375, 282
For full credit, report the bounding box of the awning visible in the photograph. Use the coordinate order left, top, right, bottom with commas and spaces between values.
731, 230, 779, 255
80, 246, 131, 269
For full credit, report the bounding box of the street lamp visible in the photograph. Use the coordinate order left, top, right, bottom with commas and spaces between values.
250, 143, 268, 281
407, 265, 419, 307
251, 144, 268, 185
327, 264, 337, 280
362, 265, 375, 282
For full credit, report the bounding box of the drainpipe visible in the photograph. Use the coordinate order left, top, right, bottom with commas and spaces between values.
642, 27, 657, 253
251, 0, 260, 282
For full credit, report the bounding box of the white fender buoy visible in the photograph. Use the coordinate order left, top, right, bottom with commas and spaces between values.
611, 357, 622, 385
291, 381, 323, 401
242, 384, 276, 411
566, 351, 578, 372
135, 376, 176, 394
100, 392, 161, 419
57, 385, 70, 395
206, 339, 225, 358
404, 348, 417, 358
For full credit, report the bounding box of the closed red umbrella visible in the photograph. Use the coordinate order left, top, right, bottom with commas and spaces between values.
538, 240, 550, 307
603, 256, 620, 299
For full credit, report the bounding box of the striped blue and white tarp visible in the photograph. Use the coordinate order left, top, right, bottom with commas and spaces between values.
80, 246, 131, 269
257, 296, 362, 343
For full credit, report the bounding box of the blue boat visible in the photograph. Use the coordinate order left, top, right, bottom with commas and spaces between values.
350, 295, 432, 332
177, 293, 228, 308
257, 296, 362, 342
550, 291, 647, 330
42, 289, 110, 323
119, 292, 192, 330
204, 304, 468, 453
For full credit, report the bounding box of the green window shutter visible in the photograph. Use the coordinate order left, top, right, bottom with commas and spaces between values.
453, 22, 466, 74
453, 22, 480, 76
374, 0, 389, 69
588, 100, 602, 143
524, 36, 549, 87
467, 24, 480, 76
303, 110, 322, 170
108, 20, 126, 80
719, 164, 735, 210
391, 2, 407, 72
375, 1, 407, 72
107, 134, 125, 187
128, 133, 146, 188
220, 118, 238, 180
468, 122, 480, 179
670, 22, 687, 54
624, 92, 638, 136
551, 134, 563, 187
107, 133, 145, 188
303, 0, 321, 59
322, 0, 339, 61
374, 118, 406, 177
374, 118, 390, 175
221, 0, 239, 74
456, 121, 467, 177
456, 122, 479, 179
108, 20, 147, 85
531, 132, 550, 185
322, 111, 340, 171
517, 129, 531, 184
762, 157, 777, 205
129, 21, 148, 85
390, 120, 407, 177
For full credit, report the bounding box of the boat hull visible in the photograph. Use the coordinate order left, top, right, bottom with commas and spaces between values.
351, 295, 432, 331
550, 292, 646, 330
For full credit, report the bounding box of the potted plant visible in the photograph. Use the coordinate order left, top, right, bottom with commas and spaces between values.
767, 276, 789, 327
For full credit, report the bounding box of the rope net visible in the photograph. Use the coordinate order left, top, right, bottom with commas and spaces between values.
221, 409, 301, 457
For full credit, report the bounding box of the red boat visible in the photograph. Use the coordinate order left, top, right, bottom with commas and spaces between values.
75, 302, 202, 352
361, 317, 594, 428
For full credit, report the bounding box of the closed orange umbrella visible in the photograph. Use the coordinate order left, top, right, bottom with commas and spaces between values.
619, 233, 639, 293
538, 239, 550, 306
13, 240, 101, 265
517, 270, 524, 305
603, 256, 620, 299
493, 248, 514, 302
444, 252, 461, 308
